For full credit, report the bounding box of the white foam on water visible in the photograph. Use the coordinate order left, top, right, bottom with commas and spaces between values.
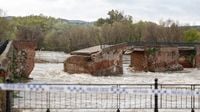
35, 51, 70, 63
29, 63, 200, 84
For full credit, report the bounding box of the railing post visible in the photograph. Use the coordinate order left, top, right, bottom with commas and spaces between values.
191, 85, 195, 112
6, 79, 11, 112
154, 78, 158, 112
47, 91, 50, 112
116, 84, 120, 112
46, 108, 50, 112
192, 108, 195, 112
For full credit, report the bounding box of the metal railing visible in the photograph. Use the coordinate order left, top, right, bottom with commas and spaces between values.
127, 42, 200, 47
3, 79, 200, 112
0, 40, 9, 55
10, 84, 154, 112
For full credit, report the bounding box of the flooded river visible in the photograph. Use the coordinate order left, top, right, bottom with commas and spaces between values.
17, 52, 200, 112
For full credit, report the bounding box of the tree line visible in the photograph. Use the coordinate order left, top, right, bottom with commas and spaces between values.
0, 9, 200, 52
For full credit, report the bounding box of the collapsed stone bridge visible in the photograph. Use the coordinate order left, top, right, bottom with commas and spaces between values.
64, 43, 126, 76
128, 42, 200, 72
64, 42, 200, 76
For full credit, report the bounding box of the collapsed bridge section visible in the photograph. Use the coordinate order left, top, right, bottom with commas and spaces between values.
64, 44, 126, 76
129, 42, 200, 72
64, 42, 200, 75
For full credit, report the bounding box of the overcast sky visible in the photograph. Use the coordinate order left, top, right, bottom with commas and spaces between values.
0, 0, 200, 25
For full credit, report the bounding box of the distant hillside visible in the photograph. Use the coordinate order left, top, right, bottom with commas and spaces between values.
180, 25, 200, 30
68, 20, 92, 25
4, 16, 13, 20
3, 16, 93, 25
58, 18, 93, 25
191, 25, 200, 29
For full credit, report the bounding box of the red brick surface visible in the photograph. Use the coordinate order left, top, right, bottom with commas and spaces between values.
195, 46, 200, 68
131, 51, 147, 71
130, 47, 183, 72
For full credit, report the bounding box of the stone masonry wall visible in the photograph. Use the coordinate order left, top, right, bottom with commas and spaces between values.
90, 48, 123, 76
64, 44, 125, 76
195, 46, 200, 68
178, 50, 195, 68
130, 46, 184, 72
131, 51, 147, 71
11, 40, 37, 78
147, 47, 183, 72
64, 55, 92, 74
